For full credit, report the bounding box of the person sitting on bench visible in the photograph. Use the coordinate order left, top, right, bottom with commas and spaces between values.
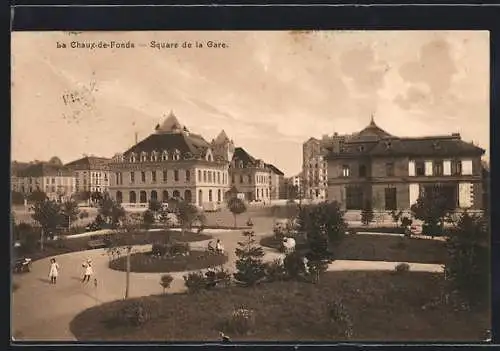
207, 241, 215, 253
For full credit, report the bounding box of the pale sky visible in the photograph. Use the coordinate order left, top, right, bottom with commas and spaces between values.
11, 31, 489, 177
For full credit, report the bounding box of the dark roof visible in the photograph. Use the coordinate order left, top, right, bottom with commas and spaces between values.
123, 132, 211, 158
347, 118, 394, 143
232, 147, 258, 167
65, 156, 111, 170
327, 135, 485, 159
11, 161, 32, 177
17, 162, 73, 177
265, 163, 284, 176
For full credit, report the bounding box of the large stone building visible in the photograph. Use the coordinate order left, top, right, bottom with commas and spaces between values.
302, 133, 352, 200
326, 118, 485, 211
108, 112, 232, 209
65, 156, 111, 193
12, 160, 76, 202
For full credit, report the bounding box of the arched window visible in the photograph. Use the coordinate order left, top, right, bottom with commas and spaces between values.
173, 149, 180, 161
162, 151, 168, 161
140, 191, 147, 203
198, 189, 203, 207
184, 190, 192, 203
151, 190, 158, 201
151, 151, 158, 162
129, 153, 136, 163
141, 152, 147, 162
173, 190, 180, 198
129, 191, 137, 203
217, 189, 221, 202
186, 170, 191, 182
116, 191, 123, 203
162, 190, 169, 202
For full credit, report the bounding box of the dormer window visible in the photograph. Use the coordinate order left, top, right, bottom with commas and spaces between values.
173, 149, 180, 161
151, 151, 158, 162
129, 153, 136, 163
207, 154, 213, 162
140, 152, 148, 162
239, 161, 244, 168
385, 141, 392, 150
358, 145, 365, 152
161, 151, 168, 161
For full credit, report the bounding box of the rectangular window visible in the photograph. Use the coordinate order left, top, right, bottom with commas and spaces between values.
203, 171, 207, 182
163, 170, 168, 182
208, 171, 212, 183
415, 161, 425, 176
198, 170, 202, 182
141, 171, 146, 183
386, 163, 395, 177
52, 178, 55, 184
152, 171, 157, 183
240, 175, 244, 183
342, 165, 350, 177
232, 174, 235, 183
130, 172, 135, 183
174, 170, 179, 182
186, 170, 191, 182
452, 160, 463, 176
461, 160, 472, 175
217, 172, 221, 184
433, 161, 444, 176
346, 186, 363, 210
384, 188, 397, 211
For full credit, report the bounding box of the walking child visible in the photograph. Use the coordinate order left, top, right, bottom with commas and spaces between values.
82, 259, 94, 283
48, 258, 60, 284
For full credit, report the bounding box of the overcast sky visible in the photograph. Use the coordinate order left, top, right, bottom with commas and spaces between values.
12, 31, 489, 176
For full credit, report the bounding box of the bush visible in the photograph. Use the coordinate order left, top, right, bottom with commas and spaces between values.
79, 210, 89, 220
283, 251, 306, 280
234, 231, 267, 286
264, 258, 287, 282
160, 274, 174, 293
445, 212, 489, 305
183, 271, 207, 293
112, 301, 154, 327
326, 299, 354, 339
401, 216, 413, 228
214, 266, 232, 286
169, 242, 189, 256
226, 307, 256, 335
152, 243, 168, 257
307, 259, 329, 284
395, 263, 410, 273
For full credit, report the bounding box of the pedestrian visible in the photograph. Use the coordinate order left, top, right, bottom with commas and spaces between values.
215, 239, 224, 255
48, 258, 60, 284
82, 259, 94, 283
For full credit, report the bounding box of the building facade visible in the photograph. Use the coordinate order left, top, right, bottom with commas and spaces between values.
266, 163, 285, 200
326, 118, 485, 211
108, 112, 231, 209
65, 156, 111, 193
302, 133, 352, 200
13, 161, 76, 202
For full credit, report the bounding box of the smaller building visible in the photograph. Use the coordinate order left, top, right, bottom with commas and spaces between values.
15, 161, 76, 202
65, 156, 111, 193
265, 163, 285, 200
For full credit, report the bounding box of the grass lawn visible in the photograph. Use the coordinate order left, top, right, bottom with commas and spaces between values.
16, 230, 212, 263
69, 271, 489, 341
260, 234, 447, 264
109, 251, 228, 273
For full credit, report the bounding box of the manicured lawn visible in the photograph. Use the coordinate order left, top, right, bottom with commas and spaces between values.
109, 251, 228, 273
16, 230, 212, 262
260, 234, 447, 264
70, 271, 489, 341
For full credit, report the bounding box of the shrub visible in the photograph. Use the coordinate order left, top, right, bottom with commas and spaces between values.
152, 243, 168, 257
79, 210, 89, 220
445, 212, 489, 305
411, 185, 453, 237
168, 242, 189, 256
226, 307, 256, 335
160, 274, 174, 293
142, 210, 155, 229
326, 299, 354, 339
401, 216, 413, 228
234, 231, 267, 286
395, 263, 410, 273
307, 259, 329, 284
113, 301, 153, 327
183, 271, 207, 293
264, 258, 287, 282
283, 251, 306, 280
214, 266, 232, 286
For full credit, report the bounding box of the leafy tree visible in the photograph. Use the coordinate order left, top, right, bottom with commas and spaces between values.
142, 210, 155, 229
360, 201, 374, 226
90, 191, 104, 204
60, 200, 80, 228
148, 199, 162, 216
98, 196, 125, 226
234, 230, 267, 286
159, 274, 174, 294
31, 200, 63, 250
11, 191, 25, 206
445, 212, 489, 305
28, 190, 47, 204
177, 201, 205, 235
227, 197, 247, 228
411, 185, 453, 236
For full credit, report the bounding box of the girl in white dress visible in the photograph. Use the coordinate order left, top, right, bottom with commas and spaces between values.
82, 259, 94, 283
49, 258, 60, 284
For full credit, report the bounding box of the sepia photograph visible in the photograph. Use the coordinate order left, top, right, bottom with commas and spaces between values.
11, 30, 491, 342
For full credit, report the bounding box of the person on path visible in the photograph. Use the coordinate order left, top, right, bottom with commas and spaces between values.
215, 239, 224, 255
82, 259, 94, 283
48, 258, 60, 284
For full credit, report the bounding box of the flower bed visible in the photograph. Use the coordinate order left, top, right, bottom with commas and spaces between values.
108, 250, 228, 273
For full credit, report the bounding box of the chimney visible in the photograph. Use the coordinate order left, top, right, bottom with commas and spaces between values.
135, 132, 138, 145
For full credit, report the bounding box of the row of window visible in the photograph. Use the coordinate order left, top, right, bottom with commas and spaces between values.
115, 188, 224, 205
114, 169, 229, 185
340, 159, 472, 178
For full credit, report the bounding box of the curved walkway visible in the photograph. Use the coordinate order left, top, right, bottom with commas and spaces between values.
11, 229, 444, 341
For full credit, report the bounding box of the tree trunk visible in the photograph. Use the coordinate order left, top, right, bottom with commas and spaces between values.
40, 228, 44, 251
125, 246, 131, 299
234, 214, 237, 228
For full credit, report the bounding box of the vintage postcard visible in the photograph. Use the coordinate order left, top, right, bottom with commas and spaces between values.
11, 30, 491, 342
